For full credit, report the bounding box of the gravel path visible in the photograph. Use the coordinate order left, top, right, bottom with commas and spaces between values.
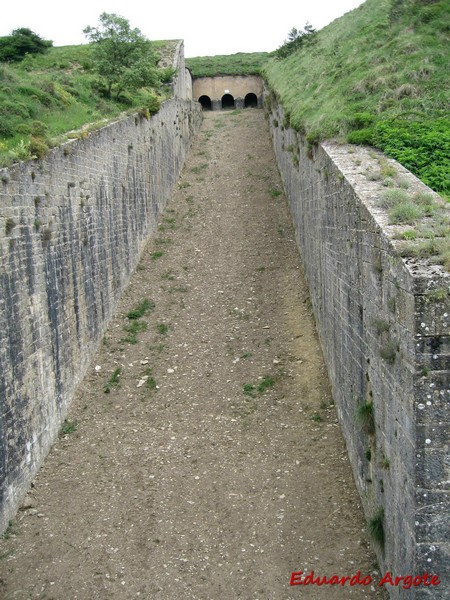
0, 109, 387, 600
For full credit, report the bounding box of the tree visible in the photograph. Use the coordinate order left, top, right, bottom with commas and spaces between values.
83, 13, 160, 98
0, 28, 52, 62
275, 23, 317, 59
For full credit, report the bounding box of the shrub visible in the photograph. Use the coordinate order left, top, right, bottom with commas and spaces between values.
379, 188, 410, 208
389, 201, 423, 224
28, 136, 48, 159
0, 28, 52, 62
347, 128, 374, 145
0, 116, 15, 138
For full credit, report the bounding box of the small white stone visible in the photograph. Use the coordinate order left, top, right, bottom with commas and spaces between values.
95, 365, 102, 371
425, 439, 432, 445
167, 368, 175, 373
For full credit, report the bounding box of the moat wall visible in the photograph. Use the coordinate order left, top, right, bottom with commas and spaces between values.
0, 76, 202, 532
265, 96, 449, 599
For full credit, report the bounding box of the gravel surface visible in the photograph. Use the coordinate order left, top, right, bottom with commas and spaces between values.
0, 109, 388, 600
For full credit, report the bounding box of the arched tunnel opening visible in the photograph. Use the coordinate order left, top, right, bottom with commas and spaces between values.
199, 95, 212, 110
245, 93, 258, 108
221, 94, 235, 110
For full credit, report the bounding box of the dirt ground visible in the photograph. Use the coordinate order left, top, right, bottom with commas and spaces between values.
0, 110, 389, 599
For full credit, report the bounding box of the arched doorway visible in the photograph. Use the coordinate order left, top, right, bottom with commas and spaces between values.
244, 93, 258, 108
221, 94, 235, 110
199, 95, 212, 110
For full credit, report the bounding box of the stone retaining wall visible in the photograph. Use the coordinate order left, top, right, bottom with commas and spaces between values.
0, 88, 202, 533
265, 95, 449, 599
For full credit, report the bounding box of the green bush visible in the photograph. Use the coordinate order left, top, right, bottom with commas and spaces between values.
347, 128, 374, 145
0, 28, 52, 62
349, 112, 376, 129
373, 118, 450, 194
28, 136, 48, 159
0, 116, 16, 138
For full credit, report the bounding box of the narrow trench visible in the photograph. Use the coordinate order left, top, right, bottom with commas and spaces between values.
0, 110, 388, 600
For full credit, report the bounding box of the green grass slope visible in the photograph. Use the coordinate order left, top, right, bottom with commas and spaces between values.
186, 52, 271, 78
0, 41, 175, 167
264, 0, 450, 196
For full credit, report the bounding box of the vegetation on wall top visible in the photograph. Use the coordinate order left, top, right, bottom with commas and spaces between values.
264, 0, 450, 197
186, 52, 271, 78
0, 15, 176, 167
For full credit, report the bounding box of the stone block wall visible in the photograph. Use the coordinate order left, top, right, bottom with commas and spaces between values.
0, 95, 202, 533
265, 96, 449, 599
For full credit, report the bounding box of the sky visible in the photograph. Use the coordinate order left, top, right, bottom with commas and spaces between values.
2, 0, 366, 58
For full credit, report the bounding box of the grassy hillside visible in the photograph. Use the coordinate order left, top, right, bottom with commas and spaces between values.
264, 0, 450, 196
186, 52, 271, 78
0, 41, 175, 167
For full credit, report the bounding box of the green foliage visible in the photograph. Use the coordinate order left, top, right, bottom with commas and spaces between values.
389, 201, 423, 224
186, 52, 271, 78
126, 299, 155, 320
122, 320, 148, 344
59, 419, 78, 435
264, 0, 450, 194
0, 28, 52, 62
104, 367, 121, 392
372, 318, 390, 334
372, 118, 450, 194
346, 128, 374, 145
5, 218, 16, 234
368, 507, 385, 550
28, 136, 49, 159
380, 341, 397, 364
257, 376, 275, 393
275, 23, 317, 59
354, 401, 375, 435
0, 39, 174, 167
156, 323, 169, 335
83, 13, 160, 98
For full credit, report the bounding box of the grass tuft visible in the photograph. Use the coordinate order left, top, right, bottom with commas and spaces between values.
355, 401, 375, 435
126, 299, 155, 320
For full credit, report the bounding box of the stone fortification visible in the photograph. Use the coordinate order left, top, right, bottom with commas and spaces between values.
0, 63, 202, 532
265, 94, 449, 599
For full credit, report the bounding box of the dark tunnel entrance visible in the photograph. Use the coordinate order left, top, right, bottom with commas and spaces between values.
199, 95, 212, 110
221, 94, 235, 110
244, 93, 258, 108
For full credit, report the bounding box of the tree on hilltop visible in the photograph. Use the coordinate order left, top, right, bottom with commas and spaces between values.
83, 13, 160, 98
0, 28, 53, 62
275, 23, 317, 59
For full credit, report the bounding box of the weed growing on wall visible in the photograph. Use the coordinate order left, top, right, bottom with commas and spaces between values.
354, 401, 375, 435
368, 507, 385, 551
